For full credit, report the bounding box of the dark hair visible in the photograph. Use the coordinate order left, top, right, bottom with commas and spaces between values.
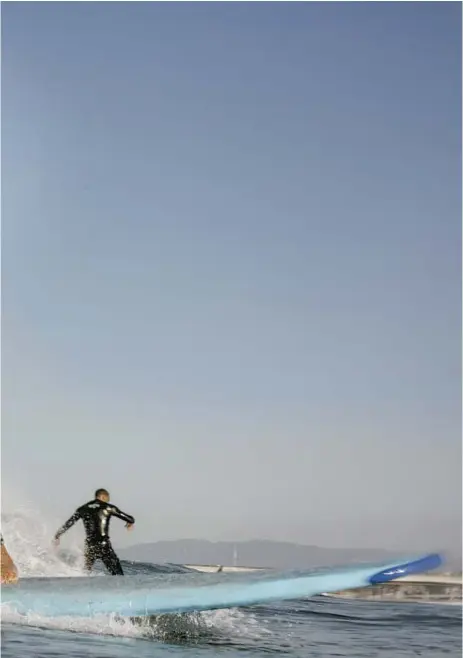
95, 488, 109, 498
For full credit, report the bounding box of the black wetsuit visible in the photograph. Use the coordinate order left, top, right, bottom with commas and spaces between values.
54, 499, 135, 575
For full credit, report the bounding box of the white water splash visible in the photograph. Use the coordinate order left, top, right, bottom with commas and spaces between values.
1, 506, 86, 578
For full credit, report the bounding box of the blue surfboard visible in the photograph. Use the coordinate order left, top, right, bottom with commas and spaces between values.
1, 553, 442, 618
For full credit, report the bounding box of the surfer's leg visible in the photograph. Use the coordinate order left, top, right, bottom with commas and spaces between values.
101, 543, 124, 576
84, 543, 98, 573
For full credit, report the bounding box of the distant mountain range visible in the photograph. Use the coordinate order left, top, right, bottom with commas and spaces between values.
120, 539, 455, 570
120, 539, 461, 571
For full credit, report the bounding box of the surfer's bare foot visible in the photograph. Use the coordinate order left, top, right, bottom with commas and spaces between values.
1, 536, 18, 584
1, 569, 18, 585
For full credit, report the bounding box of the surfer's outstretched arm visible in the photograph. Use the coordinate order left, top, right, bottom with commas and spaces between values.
54, 510, 81, 542
111, 506, 135, 526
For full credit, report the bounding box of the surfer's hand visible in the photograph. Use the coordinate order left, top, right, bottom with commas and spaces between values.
125, 523, 134, 531
52, 538, 60, 547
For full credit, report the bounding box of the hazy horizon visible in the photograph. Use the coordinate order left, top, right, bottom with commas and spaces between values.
2, 3, 461, 555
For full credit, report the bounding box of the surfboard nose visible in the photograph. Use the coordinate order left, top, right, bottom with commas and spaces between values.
369, 554, 443, 585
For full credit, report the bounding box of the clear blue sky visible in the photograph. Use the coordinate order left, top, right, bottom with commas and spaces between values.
2, 2, 461, 552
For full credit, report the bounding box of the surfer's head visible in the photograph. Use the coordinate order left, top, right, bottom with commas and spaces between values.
95, 488, 110, 502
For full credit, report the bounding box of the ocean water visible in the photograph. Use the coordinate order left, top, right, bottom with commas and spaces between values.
1, 512, 461, 658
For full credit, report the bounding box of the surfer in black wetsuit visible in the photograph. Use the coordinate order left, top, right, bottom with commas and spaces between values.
53, 489, 135, 576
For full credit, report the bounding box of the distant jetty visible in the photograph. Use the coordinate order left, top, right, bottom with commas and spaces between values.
329, 573, 462, 604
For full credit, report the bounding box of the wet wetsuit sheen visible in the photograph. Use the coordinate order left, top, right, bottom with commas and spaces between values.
55, 500, 134, 575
